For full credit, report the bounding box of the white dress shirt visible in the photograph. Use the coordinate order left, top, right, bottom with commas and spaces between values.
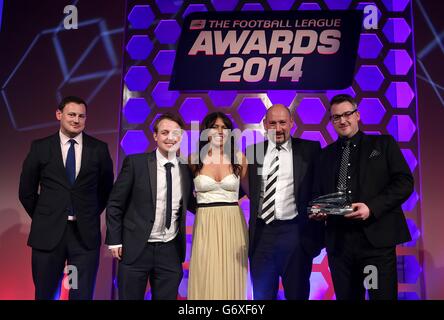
149, 149, 182, 242
59, 131, 82, 221
109, 149, 183, 249
59, 130, 82, 179
259, 139, 298, 220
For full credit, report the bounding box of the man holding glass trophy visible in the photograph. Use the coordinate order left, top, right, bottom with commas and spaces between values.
309, 94, 413, 300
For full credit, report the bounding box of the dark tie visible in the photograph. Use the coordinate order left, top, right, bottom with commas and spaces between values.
164, 162, 174, 230
260, 145, 281, 224
337, 140, 351, 192
66, 139, 76, 185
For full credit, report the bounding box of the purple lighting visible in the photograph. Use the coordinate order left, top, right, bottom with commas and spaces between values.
355, 65, 385, 92
309, 272, 329, 300
355, 2, 382, 20
212, 0, 239, 11
387, 115, 416, 142
399, 292, 420, 300
267, 90, 297, 107
358, 98, 386, 125
267, 0, 295, 10
358, 34, 383, 59
382, 0, 410, 12
383, 18, 411, 43
300, 131, 327, 148
180, 130, 199, 158
296, 98, 326, 124
402, 190, 419, 211
237, 129, 265, 152
241, 3, 264, 11
298, 2, 322, 10
123, 98, 151, 124
208, 91, 238, 108
179, 98, 209, 124
183, 4, 207, 18
384, 49, 413, 75
326, 87, 356, 102
385, 82, 415, 109
401, 255, 422, 284
126, 35, 153, 61
128, 5, 154, 30
401, 148, 418, 173
326, 122, 338, 141
121, 130, 149, 155
124, 66, 151, 92
323, 0, 352, 9
238, 97, 267, 124
152, 81, 180, 107
404, 218, 421, 247
154, 20, 181, 44
156, 0, 183, 14
153, 50, 176, 76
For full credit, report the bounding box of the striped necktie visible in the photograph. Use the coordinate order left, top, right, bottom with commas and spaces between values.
260, 146, 281, 224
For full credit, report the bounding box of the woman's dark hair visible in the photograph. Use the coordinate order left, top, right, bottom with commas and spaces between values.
191, 112, 242, 177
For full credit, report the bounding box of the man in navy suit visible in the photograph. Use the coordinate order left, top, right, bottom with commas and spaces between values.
19, 96, 114, 300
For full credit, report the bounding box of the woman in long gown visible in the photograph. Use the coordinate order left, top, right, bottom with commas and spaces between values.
188, 112, 249, 300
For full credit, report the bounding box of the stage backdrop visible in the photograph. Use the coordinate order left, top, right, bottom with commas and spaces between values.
119, 0, 423, 299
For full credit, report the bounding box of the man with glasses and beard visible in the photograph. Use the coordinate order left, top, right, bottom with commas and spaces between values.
310, 94, 413, 300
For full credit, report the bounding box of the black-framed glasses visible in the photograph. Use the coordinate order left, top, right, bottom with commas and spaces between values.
330, 109, 358, 122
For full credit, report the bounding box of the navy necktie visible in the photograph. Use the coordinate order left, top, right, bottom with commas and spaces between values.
164, 162, 174, 230
66, 139, 76, 185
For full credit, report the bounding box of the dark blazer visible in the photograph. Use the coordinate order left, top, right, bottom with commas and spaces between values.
19, 132, 114, 250
105, 151, 194, 265
315, 133, 413, 251
247, 138, 323, 258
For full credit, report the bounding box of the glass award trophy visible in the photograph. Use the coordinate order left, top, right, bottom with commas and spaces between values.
308, 190, 354, 216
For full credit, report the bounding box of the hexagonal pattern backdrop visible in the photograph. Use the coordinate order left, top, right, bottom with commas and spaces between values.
118, 0, 422, 300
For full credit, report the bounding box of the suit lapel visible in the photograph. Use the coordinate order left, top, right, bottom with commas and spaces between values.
179, 162, 189, 212
253, 140, 268, 204
260, 140, 269, 168
291, 139, 304, 201
359, 133, 372, 189
75, 133, 90, 184
148, 152, 157, 206
328, 143, 340, 193
50, 133, 70, 187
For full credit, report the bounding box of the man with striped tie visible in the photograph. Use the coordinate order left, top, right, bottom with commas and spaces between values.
246, 104, 323, 300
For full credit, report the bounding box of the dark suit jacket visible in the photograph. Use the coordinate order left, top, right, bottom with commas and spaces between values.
314, 133, 413, 251
19, 132, 114, 251
105, 151, 194, 265
247, 138, 323, 258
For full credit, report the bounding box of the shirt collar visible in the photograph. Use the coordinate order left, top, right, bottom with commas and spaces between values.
59, 130, 82, 146
156, 149, 178, 167
338, 130, 363, 148
268, 138, 291, 153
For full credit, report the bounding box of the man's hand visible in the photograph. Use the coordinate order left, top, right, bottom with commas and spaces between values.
110, 247, 122, 260
344, 203, 371, 220
309, 206, 328, 221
